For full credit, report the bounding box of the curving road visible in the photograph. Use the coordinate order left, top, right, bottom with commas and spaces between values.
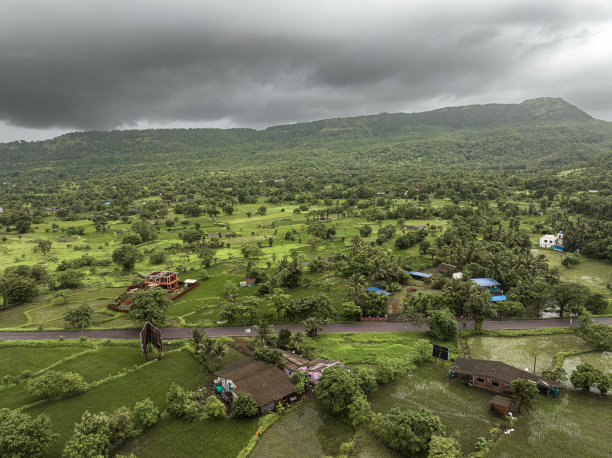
0, 317, 610, 341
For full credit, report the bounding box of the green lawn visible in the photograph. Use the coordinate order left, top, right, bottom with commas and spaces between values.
467, 334, 589, 373
368, 364, 498, 455
251, 400, 354, 458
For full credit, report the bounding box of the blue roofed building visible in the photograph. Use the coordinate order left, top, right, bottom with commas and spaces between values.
407, 271, 433, 280
366, 286, 390, 296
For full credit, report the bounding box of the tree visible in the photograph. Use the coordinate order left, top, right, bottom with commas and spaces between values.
166, 383, 201, 421
466, 289, 494, 333
340, 301, 362, 321
180, 229, 203, 245
56, 269, 83, 289
277, 327, 292, 349
291, 370, 311, 394
347, 395, 372, 428
232, 393, 259, 418
0, 275, 37, 307
585, 293, 608, 315
133, 397, 160, 429
551, 282, 590, 317
15, 216, 32, 234
63, 407, 135, 458
254, 346, 283, 366
314, 365, 362, 415
25, 370, 88, 399
304, 316, 328, 338
196, 337, 227, 371
127, 288, 170, 325
370, 408, 445, 456
252, 321, 275, 348
428, 436, 462, 458
36, 239, 52, 255
541, 368, 568, 384
198, 246, 216, 268
131, 220, 157, 243
570, 363, 611, 394
510, 379, 538, 413
579, 323, 612, 351
203, 395, 226, 420
359, 225, 372, 237
112, 245, 141, 271
53, 289, 71, 304
353, 367, 377, 392
256, 206, 267, 216
0, 408, 57, 458
426, 308, 457, 341
63, 302, 93, 334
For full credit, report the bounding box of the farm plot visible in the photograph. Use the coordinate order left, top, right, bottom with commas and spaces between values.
467, 334, 589, 372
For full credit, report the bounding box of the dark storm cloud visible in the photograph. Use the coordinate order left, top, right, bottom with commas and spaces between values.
1, 0, 611, 141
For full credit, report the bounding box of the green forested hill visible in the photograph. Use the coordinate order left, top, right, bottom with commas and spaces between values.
2, 97, 611, 177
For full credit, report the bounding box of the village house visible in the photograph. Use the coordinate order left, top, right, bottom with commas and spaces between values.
144, 271, 179, 292
240, 278, 256, 288
539, 231, 564, 251
281, 351, 343, 384
448, 358, 560, 397
215, 358, 296, 413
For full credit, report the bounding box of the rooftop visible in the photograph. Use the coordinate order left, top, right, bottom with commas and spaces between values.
450, 358, 559, 388
471, 278, 501, 287
216, 357, 296, 407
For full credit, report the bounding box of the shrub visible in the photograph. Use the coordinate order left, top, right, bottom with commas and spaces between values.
291, 370, 311, 394
203, 396, 226, 420
166, 383, 201, 421
371, 408, 445, 456
353, 367, 377, 392
340, 301, 362, 321
25, 370, 88, 399
428, 435, 462, 458
133, 397, 160, 429
570, 363, 611, 394
314, 365, 362, 415
426, 308, 457, 341
232, 393, 259, 418
0, 408, 57, 458
254, 346, 284, 367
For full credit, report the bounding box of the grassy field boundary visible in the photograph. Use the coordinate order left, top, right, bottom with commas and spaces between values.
17, 346, 187, 413
553, 349, 597, 369
236, 412, 281, 458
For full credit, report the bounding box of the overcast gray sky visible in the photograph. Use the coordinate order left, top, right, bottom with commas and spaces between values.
1, 0, 611, 142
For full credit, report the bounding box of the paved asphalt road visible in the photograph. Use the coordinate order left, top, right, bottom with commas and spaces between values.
0, 317, 610, 341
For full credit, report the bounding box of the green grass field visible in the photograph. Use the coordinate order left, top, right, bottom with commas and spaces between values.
0, 346, 85, 378
251, 400, 354, 458
313, 332, 436, 365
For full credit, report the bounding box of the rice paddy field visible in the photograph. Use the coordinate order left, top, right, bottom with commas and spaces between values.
467, 334, 591, 372
367, 363, 499, 455
0, 340, 258, 457
490, 391, 612, 458
251, 400, 355, 458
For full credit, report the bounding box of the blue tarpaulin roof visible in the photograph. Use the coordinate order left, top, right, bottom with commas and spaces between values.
366, 286, 390, 296
490, 295, 507, 302
471, 278, 501, 287
407, 271, 433, 278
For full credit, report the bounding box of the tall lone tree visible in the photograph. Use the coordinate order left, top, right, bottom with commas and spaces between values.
128, 288, 170, 326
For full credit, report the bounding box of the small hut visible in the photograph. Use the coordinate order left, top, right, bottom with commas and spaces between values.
490, 395, 513, 415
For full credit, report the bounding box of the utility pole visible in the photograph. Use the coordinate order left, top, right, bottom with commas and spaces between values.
533, 355, 537, 374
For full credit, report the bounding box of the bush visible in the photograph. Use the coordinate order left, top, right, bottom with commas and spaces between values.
315, 365, 363, 415
371, 408, 445, 456
340, 301, 362, 321
25, 370, 88, 399
55, 269, 83, 289
0, 408, 57, 458
426, 308, 457, 341
585, 293, 608, 314
166, 383, 201, 421
291, 370, 311, 394
133, 397, 160, 429
428, 435, 462, 458
232, 393, 259, 418
353, 367, 377, 391
254, 346, 284, 367
203, 396, 226, 420
570, 363, 611, 394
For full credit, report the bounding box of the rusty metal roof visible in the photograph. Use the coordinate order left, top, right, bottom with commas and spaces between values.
216, 357, 295, 407
449, 358, 559, 388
